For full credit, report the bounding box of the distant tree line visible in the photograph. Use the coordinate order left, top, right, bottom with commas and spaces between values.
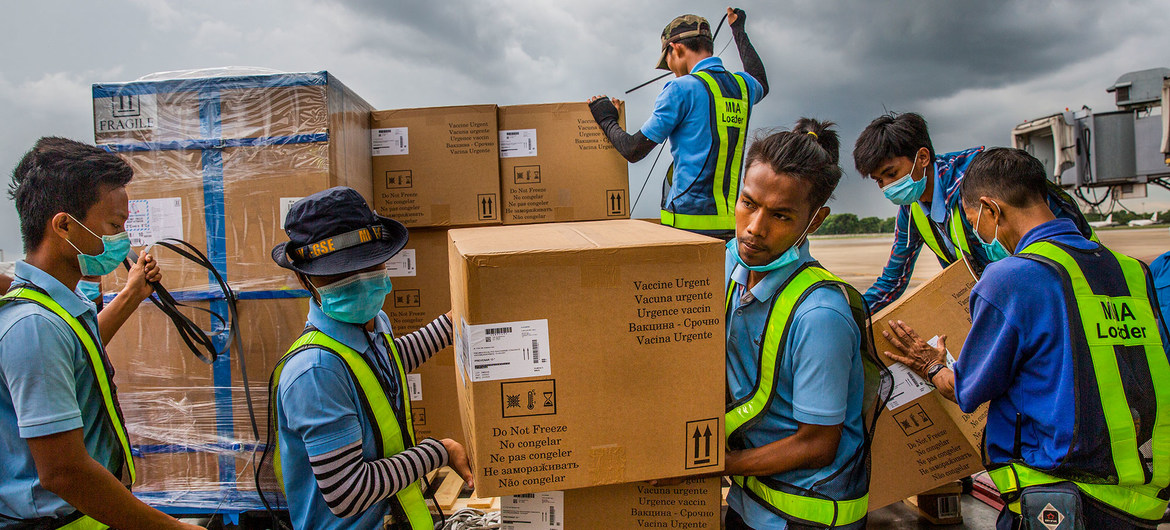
814, 213, 897, 235
1083, 210, 1169, 225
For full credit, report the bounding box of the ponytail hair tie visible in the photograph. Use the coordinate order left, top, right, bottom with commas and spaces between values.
807, 131, 818, 139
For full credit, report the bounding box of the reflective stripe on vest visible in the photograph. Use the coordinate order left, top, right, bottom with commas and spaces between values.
991, 241, 1170, 520
0, 288, 136, 486
661, 70, 750, 232
270, 330, 432, 529
56, 515, 107, 529
909, 202, 958, 265
724, 265, 870, 526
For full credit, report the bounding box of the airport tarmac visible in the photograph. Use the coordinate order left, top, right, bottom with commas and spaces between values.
811, 226, 1170, 293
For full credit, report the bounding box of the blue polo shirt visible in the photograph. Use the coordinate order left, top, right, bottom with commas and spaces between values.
954, 219, 1170, 468
0, 261, 121, 525
276, 302, 407, 530
640, 56, 764, 216
1151, 250, 1170, 319
724, 243, 866, 529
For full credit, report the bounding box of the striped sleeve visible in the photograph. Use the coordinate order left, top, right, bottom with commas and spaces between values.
863, 205, 924, 313
393, 314, 453, 373
308, 437, 448, 518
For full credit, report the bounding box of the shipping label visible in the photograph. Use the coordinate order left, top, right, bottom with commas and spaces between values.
460, 319, 551, 382
125, 198, 183, 247
385, 249, 417, 277
885, 362, 933, 411
278, 197, 304, 230
501, 491, 563, 530
407, 373, 422, 401
372, 127, 409, 156
499, 129, 538, 158
94, 94, 157, 134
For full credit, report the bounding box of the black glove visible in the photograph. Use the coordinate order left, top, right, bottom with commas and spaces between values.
588, 97, 620, 126
729, 8, 747, 29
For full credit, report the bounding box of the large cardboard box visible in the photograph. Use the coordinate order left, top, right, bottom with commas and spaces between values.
108, 296, 309, 494
92, 71, 373, 292
868, 263, 988, 510
371, 105, 501, 228
497, 103, 629, 225
449, 220, 725, 497
500, 477, 722, 530
381, 228, 465, 445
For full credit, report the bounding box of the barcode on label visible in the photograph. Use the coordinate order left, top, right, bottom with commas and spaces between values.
549, 505, 556, 526
937, 495, 960, 519
486, 327, 513, 335
532, 340, 540, 364
514, 493, 534, 499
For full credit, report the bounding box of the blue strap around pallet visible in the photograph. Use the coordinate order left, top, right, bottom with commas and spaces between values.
92, 71, 327, 98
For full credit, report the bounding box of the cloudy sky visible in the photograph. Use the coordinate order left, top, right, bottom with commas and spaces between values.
2, 0, 1168, 260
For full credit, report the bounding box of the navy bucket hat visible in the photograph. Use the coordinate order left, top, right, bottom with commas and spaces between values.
271, 186, 408, 276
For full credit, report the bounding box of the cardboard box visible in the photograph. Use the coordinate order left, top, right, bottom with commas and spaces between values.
500, 477, 722, 530
868, 262, 988, 510
93, 71, 373, 292
904, 481, 964, 525
371, 105, 501, 228
449, 220, 725, 497
108, 296, 309, 493
381, 228, 465, 445
497, 103, 629, 225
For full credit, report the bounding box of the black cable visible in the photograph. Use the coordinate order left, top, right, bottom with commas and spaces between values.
631, 142, 668, 213
624, 13, 728, 94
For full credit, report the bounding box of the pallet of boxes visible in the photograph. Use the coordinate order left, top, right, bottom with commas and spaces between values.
376, 102, 726, 529
94, 70, 374, 518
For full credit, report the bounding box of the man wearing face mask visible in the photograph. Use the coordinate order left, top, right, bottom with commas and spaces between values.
0, 137, 202, 529
883, 148, 1170, 529
267, 187, 472, 529
721, 120, 883, 529
852, 112, 1093, 313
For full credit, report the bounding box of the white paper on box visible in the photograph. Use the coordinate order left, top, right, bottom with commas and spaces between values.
278, 197, 304, 230
126, 198, 183, 247
372, 127, 409, 156
94, 94, 158, 134
930, 335, 958, 370
460, 319, 551, 382
501, 491, 564, 530
407, 374, 422, 401
384, 249, 417, 277
885, 362, 934, 411
499, 129, 538, 158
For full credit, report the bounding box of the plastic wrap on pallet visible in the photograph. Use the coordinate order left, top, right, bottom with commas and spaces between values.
91, 70, 374, 293
106, 296, 309, 507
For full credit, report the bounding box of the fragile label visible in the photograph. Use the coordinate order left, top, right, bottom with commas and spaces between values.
407, 373, 422, 401
460, 319, 551, 382
385, 249, 417, 277
278, 197, 304, 230
499, 129, 538, 158
372, 127, 409, 156
125, 198, 183, 247
501, 491, 564, 530
885, 362, 933, 411
94, 94, 158, 133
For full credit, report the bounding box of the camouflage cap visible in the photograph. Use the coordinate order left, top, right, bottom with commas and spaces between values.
656, 14, 712, 70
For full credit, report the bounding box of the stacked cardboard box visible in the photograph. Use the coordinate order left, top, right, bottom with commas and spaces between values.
500, 477, 723, 530
867, 263, 988, 511
448, 220, 724, 528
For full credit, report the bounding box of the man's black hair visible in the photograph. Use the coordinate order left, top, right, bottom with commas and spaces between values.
674, 35, 714, 55
8, 136, 134, 252
960, 147, 1048, 208
852, 112, 935, 177
746, 118, 843, 211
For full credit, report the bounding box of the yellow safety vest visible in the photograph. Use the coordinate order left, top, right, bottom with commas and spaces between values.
660, 70, 750, 232
270, 330, 432, 529
725, 264, 883, 527
0, 287, 138, 530
988, 241, 1170, 521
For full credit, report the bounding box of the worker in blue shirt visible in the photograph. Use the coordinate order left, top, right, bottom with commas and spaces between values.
1151, 249, 1170, 318
883, 148, 1170, 529
0, 137, 198, 529
264, 187, 472, 530
589, 7, 767, 239
852, 112, 1093, 312
720, 120, 885, 529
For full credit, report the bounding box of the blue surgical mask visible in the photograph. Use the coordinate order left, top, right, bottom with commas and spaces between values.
727, 218, 815, 273
973, 202, 1010, 262
77, 280, 102, 302
881, 160, 929, 206
313, 270, 394, 324
65, 214, 131, 277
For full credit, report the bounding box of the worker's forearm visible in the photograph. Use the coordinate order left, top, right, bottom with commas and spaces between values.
97, 290, 145, 345
932, 368, 957, 402
730, 23, 768, 98
724, 432, 837, 477
46, 458, 188, 529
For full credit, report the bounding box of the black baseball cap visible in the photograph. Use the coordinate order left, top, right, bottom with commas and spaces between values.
272, 186, 408, 276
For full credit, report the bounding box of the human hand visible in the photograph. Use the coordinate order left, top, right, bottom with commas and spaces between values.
727, 7, 746, 27
882, 320, 947, 379
122, 252, 161, 303
441, 438, 474, 490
